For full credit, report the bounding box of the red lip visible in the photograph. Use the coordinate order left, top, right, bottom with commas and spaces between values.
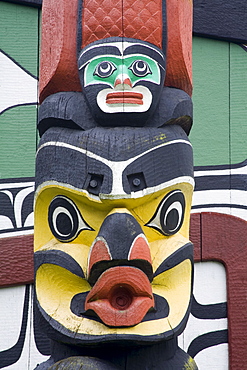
85, 266, 154, 327
106, 91, 143, 105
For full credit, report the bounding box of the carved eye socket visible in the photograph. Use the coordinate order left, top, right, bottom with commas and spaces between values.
94, 61, 117, 78
129, 60, 151, 77
48, 196, 93, 242
145, 190, 185, 236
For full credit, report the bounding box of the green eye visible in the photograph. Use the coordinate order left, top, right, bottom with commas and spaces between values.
94, 61, 117, 78
129, 60, 151, 77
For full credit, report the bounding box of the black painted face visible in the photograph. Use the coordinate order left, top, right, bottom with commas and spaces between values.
78, 38, 166, 126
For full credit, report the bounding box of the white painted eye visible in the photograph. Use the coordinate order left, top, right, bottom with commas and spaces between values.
145, 190, 185, 236
48, 196, 93, 242
94, 61, 117, 78
129, 60, 151, 77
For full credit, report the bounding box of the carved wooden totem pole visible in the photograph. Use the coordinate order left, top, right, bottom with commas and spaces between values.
34, 0, 197, 368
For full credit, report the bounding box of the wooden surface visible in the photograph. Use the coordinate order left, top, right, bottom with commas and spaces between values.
4, 0, 247, 43
190, 39, 247, 166
0, 2, 38, 178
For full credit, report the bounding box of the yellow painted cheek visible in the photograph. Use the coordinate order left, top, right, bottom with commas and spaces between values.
152, 259, 192, 329
36, 264, 91, 332
150, 233, 190, 272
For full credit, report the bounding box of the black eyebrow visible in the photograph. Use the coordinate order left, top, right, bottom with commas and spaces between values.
78, 46, 122, 68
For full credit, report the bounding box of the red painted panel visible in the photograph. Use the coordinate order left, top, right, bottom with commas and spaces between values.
201, 212, 247, 370
0, 235, 34, 287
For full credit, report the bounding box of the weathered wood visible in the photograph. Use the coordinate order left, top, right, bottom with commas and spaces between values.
193, 0, 247, 43
201, 212, 247, 370
0, 235, 33, 287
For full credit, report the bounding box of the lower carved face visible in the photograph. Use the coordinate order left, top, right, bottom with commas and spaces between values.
78, 38, 166, 126
34, 125, 194, 345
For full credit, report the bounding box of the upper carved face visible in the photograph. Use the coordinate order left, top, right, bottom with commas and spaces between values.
34, 126, 194, 346
78, 38, 166, 126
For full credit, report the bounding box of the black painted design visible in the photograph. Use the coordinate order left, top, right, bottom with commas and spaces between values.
0, 285, 30, 368
191, 296, 227, 320
34, 250, 85, 279
188, 330, 228, 359
71, 293, 169, 323
153, 243, 193, 278
48, 196, 93, 242
0, 178, 34, 236
146, 190, 185, 236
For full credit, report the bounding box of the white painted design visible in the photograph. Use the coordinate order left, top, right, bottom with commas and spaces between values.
0, 51, 37, 114
78, 41, 164, 67
0, 182, 34, 238
0, 285, 49, 369
179, 261, 228, 369
37, 139, 193, 197
192, 189, 247, 220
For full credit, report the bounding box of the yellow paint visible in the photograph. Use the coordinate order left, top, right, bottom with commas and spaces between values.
34, 178, 193, 339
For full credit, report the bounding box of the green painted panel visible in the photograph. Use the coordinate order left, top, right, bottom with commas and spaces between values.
229, 44, 247, 164
0, 106, 36, 179
0, 2, 39, 179
190, 37, 230, 166
0, 2, 39, 77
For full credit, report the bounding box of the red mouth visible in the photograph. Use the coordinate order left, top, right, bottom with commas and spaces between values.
106, 91, 143, 105
85, 266, 154, 327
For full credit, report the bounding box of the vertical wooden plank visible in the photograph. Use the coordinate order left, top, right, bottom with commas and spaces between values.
229, 44, 247, 165
0, 2, 39, 179
201, 213, 247, 370
190, 37, 230, 166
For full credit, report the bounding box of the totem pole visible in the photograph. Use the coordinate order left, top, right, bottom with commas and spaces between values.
34, 0, 197, 368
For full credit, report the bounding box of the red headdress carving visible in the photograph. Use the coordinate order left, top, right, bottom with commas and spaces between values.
39, 0, 192, 103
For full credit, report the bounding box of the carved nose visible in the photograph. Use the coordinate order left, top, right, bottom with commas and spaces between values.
87, 210, 153, 285
114, 75, 132, 88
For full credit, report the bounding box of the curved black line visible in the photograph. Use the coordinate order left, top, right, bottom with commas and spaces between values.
0, 49, 38, 80
34, 250, 85, 278
153, 243, 193, 277
187, 330, 228, 359
194, 159, 247, 172
0, 102, 38, 116
0, 285, 30, 368
192, 203, 247, 210
191, 296, 227, 319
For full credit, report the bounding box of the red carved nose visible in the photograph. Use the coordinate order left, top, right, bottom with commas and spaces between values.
114, 76, 132, 88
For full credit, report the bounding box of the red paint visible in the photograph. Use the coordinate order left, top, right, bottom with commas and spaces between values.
85, 266, 154, 327
165, 0, 193, 96
0, 235, 33, 287
88, 239, 111, 275
129, 235, 152, 263
106, 91, 143, 105
114, 77, 132, 87
82, 0, 163, 49
39, 0, 81, 103
190, 212, 247, 370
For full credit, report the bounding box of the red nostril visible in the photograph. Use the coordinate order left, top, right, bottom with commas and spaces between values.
88, 239, 111, 275
128, 235, 152, 264
114, 77, 132, 88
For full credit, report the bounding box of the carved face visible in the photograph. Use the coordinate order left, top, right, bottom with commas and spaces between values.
78, 38, 166, 126
34, 126, 194, 346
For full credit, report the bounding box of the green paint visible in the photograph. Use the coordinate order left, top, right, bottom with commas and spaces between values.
0, 2, 39, 77
0, 106, 36, 179
0, 2, 39, 179
84, 55, 160, 88
229, 44, 247, 164
190, 37, 230, 166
